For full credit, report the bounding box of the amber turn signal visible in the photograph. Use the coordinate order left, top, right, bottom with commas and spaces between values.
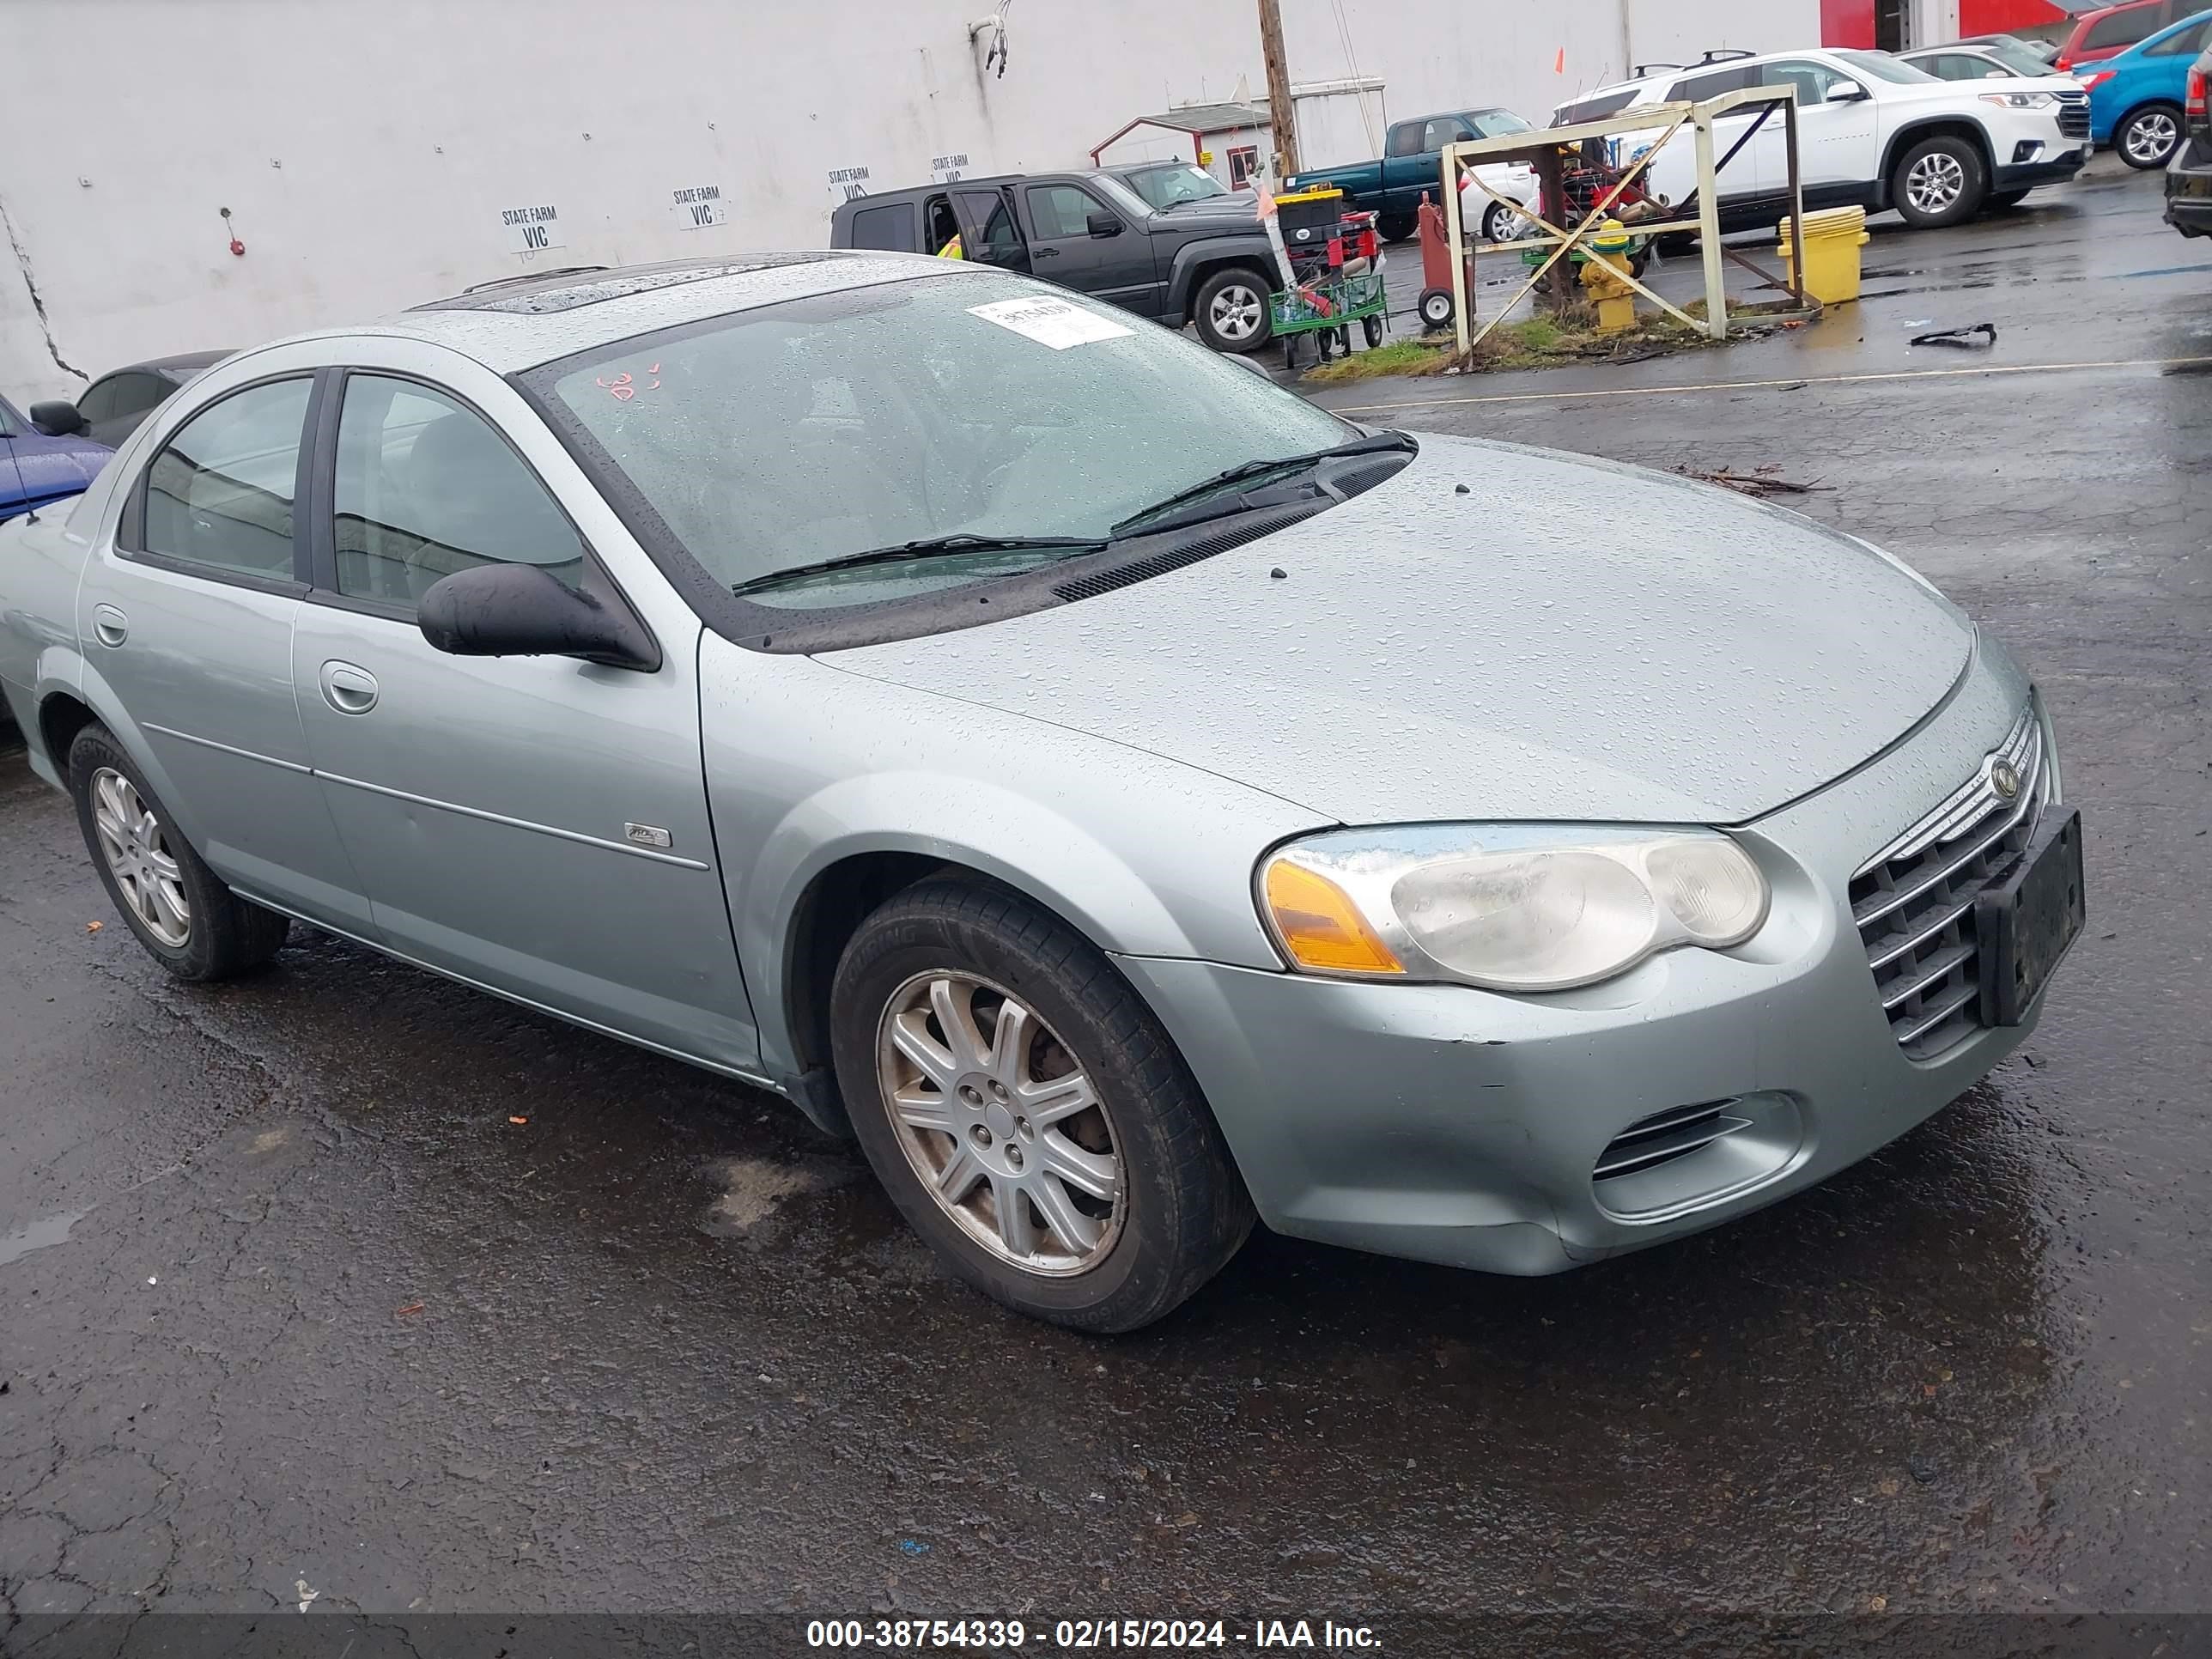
1262, 860, 1405, 975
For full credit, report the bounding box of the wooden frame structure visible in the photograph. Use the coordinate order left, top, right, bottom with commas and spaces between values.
1437, 86, 1813, 357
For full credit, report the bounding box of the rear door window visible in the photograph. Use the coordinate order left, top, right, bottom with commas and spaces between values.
2145, 17, 2211, 54
137, 378, 313, 581
1670, 65, 1757, 102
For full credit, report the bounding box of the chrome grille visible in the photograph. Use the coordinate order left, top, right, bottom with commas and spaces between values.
2057, 92, 2091, 140
1850, 708, 2050, 1060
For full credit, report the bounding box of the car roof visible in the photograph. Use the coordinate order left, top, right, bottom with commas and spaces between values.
135, 350, 236, 379
234, 252, 959, 376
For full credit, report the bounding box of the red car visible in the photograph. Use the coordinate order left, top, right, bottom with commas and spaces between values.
2057, 0, 2204, 70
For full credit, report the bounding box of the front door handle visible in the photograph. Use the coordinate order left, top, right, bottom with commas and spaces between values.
91, 604, 127, 647
319, 659, 380, 715
1032, 246, 1060, 258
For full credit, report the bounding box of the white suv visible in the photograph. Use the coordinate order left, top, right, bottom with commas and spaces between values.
1553, 47, 2090, 230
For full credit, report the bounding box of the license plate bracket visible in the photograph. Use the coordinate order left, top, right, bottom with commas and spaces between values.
1977, 805, 2085, 1028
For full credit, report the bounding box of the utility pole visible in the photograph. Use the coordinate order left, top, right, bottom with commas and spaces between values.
1258, 0, 1299, 178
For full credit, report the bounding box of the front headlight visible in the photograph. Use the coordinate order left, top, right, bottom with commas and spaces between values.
1981, 91, 2059, 110
1259, 825, 1770, 992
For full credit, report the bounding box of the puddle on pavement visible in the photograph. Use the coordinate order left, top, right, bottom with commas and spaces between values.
0, 1208, 89, 1267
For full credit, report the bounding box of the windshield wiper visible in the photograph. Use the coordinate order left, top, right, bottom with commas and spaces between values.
730, 533, 1107, 597
1109, 431, 1416, 538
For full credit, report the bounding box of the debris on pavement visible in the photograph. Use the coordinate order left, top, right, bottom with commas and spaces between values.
507, 1115, 529, 1125
393, 1301, 424, 1317
1911, 323, 1997, 349
85, 921, 102, 933
1674, 465, 1831, 498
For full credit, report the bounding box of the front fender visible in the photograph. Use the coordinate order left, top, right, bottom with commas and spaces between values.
698, 641, 1323, 1076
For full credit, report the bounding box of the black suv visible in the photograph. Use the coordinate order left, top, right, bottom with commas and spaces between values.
829, 171, 1280, 352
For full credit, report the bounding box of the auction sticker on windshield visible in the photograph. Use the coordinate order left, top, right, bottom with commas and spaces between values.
968, 296, 1134, 349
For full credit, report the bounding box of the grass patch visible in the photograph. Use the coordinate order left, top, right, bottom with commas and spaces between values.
1297, 295, 1814, 384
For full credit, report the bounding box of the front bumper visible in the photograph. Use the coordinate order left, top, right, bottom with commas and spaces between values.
1993, 149, 2087, 192
1121, 643, 2058, 1277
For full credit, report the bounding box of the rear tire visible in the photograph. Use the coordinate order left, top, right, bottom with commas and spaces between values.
1418, 287, 1455, 331
69, 724, 290, 981
830, 878, 1253, 1333
1191, 267, 1273, 353
1891, 134, 1987, 228
1376, 212, 1417, 244
2117, 103, 2184, 170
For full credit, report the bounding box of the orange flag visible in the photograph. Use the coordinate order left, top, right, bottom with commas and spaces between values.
1554, 46, 1566, 73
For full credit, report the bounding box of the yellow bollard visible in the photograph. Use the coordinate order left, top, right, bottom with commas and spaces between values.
1778, 206, 1870, 307
1579, 219, 1638, 334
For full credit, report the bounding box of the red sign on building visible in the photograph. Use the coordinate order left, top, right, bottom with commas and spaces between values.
1821, 0, 2070, 47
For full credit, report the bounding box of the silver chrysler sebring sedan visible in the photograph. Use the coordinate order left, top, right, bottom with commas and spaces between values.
0, 255, 2083, 1331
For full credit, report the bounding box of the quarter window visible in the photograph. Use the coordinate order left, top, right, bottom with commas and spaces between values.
848, 202, 916, 251
331, 375, 583, 607
76, 379, 121, 424
140, 377, 311, 580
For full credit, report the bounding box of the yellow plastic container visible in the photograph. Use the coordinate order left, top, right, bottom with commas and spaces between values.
1777, 206, 1870, 306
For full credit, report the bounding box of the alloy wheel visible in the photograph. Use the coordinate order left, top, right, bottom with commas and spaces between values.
1905, 152, 1966, 216
90, 768, 191, 947
2125, 111, 2179, 167
876, 971, 1124, 1276
1208, 283, 1265, 343
1485, 203, 1529, 245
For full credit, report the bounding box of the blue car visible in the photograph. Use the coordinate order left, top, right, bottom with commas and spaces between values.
2083, 7, 2212, 167
0, 392, 112, 524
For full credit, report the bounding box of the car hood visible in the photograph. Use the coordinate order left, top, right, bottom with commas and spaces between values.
1, 431, 111, 512
1146, 203, 1262, 232
828, 435, 1976, 827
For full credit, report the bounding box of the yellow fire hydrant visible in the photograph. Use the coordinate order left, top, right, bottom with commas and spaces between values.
1579, 219, 1638, 334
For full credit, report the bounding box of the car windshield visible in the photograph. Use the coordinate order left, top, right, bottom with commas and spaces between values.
534, 270, 1353, 609
1832, 48, 1941, 83
1975, 39, 2058, 75
1477, 109, 1535, 136
1126, 165, 1231, 210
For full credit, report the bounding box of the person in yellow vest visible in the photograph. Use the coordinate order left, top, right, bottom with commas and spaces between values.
937, 230, 964, 259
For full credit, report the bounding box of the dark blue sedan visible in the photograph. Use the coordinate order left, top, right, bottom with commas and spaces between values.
0, 392, 112, 524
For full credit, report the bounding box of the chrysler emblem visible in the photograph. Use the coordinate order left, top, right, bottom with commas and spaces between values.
1990, 759, 2022, 801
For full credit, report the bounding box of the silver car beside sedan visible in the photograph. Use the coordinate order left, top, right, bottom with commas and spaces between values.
0, 255, 2084, 1331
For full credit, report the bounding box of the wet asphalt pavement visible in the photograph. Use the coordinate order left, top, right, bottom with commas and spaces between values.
3, 159, 2209, 1649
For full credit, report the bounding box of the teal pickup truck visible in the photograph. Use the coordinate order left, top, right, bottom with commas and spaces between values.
1286, 108, 1542, 243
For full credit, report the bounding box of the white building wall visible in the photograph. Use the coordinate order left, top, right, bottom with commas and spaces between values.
0, 0, 1816, 401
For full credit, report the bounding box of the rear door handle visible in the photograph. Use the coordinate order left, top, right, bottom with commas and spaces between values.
319, 659, 380, 714
91, 604, 128, 647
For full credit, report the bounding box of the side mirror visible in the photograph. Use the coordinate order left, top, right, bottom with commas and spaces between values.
1826, 79, 1868, 102
28, 400, 86, 437
416, 562, 656, 669
1086, 212, 1125, 237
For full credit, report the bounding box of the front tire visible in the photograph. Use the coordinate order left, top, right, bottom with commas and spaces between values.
1192, 267, 1273, 353
1891, 134, 1986, 228
69, 724, 290, 981
830, 878, 1253, 1333
2117, 103, 2184, 170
